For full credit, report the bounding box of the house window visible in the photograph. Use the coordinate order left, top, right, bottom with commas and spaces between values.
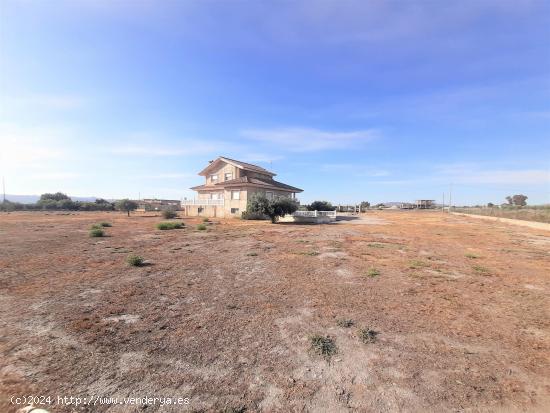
266, 191, 273, 200
224, 172, 233, 181
212, 193, 222, 200
231, 190, 240, 200
231, 208, 239, 214
210, 174, 218, 183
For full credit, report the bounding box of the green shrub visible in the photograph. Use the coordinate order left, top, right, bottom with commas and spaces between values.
366, 268, 380, 277
127, 254, 145, 266
307, 200, 334, 211
99, 222, 112, 227
358, 328, 378, 343
197, 223, 207, 231
337, 319, 354, 328
409, 260, 427, 269
162, 210, 177, 219
202, 217, 210, 222
310, 335, 337, 359
89, 228, 104, 237
90, 224, 102, 230
156, 222, 184, 230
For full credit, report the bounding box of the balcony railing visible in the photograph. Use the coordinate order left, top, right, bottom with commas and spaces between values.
181, 199, 224, 206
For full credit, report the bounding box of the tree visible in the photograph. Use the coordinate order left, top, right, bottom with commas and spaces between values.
39, 192, 70, 202
487, 202, 495, 208
505, 196, 513, 205
115, 199, 138, 216
246, 193, 298, 223
360, 201, 370, 212
511, 194, 528, 207
307, 200, 334, 211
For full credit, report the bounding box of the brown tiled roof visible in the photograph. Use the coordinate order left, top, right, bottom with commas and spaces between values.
191, 176, 303, 192
198, 156, 276, 176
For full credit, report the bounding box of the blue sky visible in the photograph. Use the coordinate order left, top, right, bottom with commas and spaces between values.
1, 0, 549, 205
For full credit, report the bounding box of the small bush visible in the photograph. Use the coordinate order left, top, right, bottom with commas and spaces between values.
246, 252, 258, 256
89, 228, 104, 237
197, 223, 207, 231
127, 254, 145, 266
368, 243, 385, 248
310, 334, 337, 359
358, 328, 378, 344
473, 265, 490, 275
301, 251, 319, 256
465, 253, 479, 259
157, 222, 184, 230
366, 268, 380, 277
162, 210, 177, 219
409, 260, 427, 269
202, 217, 210, 222
90, 224, 102, 230
99, 222, 112, 227
337, 319, 354, 328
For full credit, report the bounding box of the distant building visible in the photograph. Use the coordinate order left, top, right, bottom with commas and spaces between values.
415, 200, 435, 209
137, 198, 181, 211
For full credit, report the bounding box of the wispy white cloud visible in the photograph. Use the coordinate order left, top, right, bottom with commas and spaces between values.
0, 122, 70, 169
30, 172, 81, 180
320, 163, 390, 177
241, 127, 379, 152
3, 94, 86, 110
441, 168, 550, 185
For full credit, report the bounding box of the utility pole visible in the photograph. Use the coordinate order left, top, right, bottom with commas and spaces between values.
449, 183, 453, 213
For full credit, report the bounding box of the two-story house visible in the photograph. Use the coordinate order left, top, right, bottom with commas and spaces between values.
181, 156, 303, 218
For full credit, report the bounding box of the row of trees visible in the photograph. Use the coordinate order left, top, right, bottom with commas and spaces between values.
0, 192, 139, 216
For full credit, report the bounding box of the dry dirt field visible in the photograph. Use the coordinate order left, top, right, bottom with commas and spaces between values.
1, 211, 549, 412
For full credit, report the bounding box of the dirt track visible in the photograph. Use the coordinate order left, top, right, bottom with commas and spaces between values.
1, 211, 549, 412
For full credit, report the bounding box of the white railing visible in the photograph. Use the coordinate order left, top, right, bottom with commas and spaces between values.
181, 199, 224, 206
292, 210, 337, 219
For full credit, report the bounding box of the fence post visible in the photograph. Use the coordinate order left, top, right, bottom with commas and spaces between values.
314, 210, 317, 217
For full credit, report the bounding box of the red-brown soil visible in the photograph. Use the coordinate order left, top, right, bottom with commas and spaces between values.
1, 211, 549, 412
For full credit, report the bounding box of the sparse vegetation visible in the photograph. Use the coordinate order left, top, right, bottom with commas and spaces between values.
90, 224, 102, 230
473, 265, 490, 275
162, 209, 177, 219
246, 252, 258, 256
127, 254, 145, 266
197, 223, 207, 231
366, 268, 380, 277
310, 334, 337, 359
157, 222, 184, 230
465, 253, 479, 259
301, 251, 319, 256
454, 204, 550, 224
368, 243, 385, 248
337, 319, 354, 328
409, 259, 427, 269
358, 328, 378, 344
89, 228, 104, 237
202, 217, 210, 222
